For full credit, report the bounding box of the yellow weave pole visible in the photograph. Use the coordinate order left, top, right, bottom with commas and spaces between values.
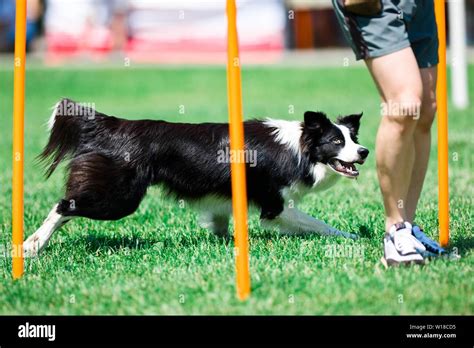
226, 0, 250, 300
12, 0, 27, 279
435, 0, 449, 247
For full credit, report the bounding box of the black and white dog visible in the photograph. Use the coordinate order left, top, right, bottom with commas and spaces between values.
23, 98, 369, 256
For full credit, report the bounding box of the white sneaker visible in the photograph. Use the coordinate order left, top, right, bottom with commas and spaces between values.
389, 222, 426, 255
382, 222, 425, 266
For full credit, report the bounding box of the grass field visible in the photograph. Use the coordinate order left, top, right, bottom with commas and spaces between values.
0, 64, 473, 315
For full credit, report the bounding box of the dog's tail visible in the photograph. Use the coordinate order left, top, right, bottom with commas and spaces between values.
39, 98, 105, 178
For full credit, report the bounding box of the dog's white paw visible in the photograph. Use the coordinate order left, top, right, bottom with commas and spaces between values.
23, 237, 40, 258
340, 231, 359, 239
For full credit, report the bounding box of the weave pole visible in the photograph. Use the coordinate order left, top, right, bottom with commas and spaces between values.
226, 0, 250, 300
434, 0, 449, 247
12, 0, 27, 279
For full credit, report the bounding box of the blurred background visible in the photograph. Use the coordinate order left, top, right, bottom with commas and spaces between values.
1, 0, 473, 65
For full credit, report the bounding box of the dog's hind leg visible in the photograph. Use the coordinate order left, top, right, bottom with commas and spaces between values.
23, 203, 74, 257
59, 153, 148, 221
199, 212, 230, 239
261, 206, 358, 239
194, 196, 232, 239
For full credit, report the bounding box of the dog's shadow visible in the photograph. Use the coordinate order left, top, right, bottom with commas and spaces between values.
76, 231, 229, 253
79, 234, 160, 253
70, 224, 471, 254
249, 224, 373, 241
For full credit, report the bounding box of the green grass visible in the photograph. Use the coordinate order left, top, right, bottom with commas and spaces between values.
0, 65, 473, 315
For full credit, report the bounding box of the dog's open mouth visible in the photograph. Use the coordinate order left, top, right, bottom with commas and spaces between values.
328, 159, 359, 177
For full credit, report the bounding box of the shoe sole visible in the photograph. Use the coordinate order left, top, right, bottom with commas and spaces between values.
380, 256, 425, 268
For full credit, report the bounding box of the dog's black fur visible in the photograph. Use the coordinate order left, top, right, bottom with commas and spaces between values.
40, 98, 366, 223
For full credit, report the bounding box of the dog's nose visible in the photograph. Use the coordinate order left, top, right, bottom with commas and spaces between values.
358, 147, 369, 159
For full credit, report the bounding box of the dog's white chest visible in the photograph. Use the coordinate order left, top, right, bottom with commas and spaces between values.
311, 163, 340, 192
282, 164, 340, 204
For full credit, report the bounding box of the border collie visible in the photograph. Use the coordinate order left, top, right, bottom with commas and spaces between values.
23, 98, 369, 256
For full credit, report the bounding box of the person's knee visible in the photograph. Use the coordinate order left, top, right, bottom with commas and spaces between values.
384, 89, 422, 115
416, 98, 437, 133
382, 115, 418, 138
382, 92, 421, 137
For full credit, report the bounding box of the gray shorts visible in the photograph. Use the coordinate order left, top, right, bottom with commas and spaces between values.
332, 0, 439, 68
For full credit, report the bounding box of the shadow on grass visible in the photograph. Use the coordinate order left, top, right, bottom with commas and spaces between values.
76, 231, 229, 253
357, 225, 373, 239
80, 234, 160, 252
69, 218, 379, 253
249, 225, 374, 241
450, 235, 474, 254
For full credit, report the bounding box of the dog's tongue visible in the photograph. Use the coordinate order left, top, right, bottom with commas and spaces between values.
334, 160, 359, 177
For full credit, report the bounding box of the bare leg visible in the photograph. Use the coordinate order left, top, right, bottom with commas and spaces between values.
365, 47, 423, 231
405, 67, 438, 222
23, 204, 72, 257
261, 206, 357, 239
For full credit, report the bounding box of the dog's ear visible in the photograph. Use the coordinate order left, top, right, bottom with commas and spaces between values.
337, 112, 363, 135
304, 111, 331, 132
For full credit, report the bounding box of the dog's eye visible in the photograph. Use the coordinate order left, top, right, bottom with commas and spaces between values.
333, 139, 342, 145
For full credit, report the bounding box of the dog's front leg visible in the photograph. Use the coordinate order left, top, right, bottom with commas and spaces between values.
262, 206, 357, 239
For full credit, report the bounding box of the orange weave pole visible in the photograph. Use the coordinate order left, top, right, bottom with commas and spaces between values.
434, 0, 449, 247
226, 0, 250, 300
12, 0, 27, 279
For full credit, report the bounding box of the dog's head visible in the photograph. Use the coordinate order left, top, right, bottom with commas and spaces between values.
302, 111, 369, 178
